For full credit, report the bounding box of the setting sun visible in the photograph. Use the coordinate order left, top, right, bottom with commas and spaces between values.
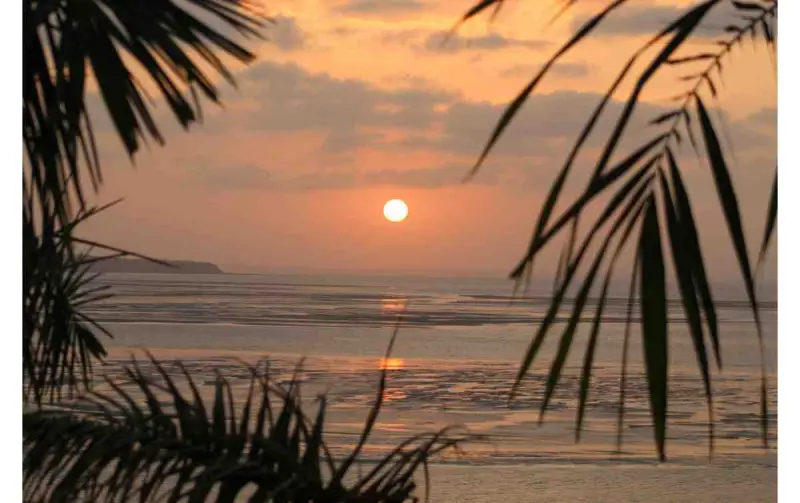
19, 0, 781, 500
383, 199, 408, 223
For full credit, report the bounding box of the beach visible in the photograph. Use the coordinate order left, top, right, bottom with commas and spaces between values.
89, 272, 776, 502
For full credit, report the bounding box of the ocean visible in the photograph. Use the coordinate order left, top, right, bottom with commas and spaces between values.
86, 272, 777, 502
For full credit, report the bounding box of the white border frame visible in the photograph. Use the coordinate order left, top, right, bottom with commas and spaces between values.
778, 0, 796, 501
5, 0, 22, 500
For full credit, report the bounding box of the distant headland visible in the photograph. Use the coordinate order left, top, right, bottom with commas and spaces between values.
89, 257, 223, 274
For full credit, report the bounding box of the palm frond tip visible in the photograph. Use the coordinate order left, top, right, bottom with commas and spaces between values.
24, 355, 476, 503
460, 0, 777, 457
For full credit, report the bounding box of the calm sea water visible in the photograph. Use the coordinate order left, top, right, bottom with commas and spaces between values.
85, 272, 777, 501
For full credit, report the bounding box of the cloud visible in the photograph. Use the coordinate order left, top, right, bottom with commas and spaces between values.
571, 5, 682, 36
398, 90, 671, 159
372, 28, 550, 53
423, 32, 550, 53
745, 107, 776, 129
118, 59, 773, 193
229, 61, 455, 152
182, 159, 365, 191
321, 130, 384, 154
501, 62, 592, 79
236, 62, 599, 161
268, 15, 306, 51
724, 108, 776, 156
184, 161, 499, 191
186, 163, 272, 190
569, 3, 737, 37
550, 62, 592, 78
378, 28, 426, 45
363, 165, 487, 188
242, 62, 454, 131
274, 172, 358, 191
398, 92, 775, 168
335, 0, 424, 16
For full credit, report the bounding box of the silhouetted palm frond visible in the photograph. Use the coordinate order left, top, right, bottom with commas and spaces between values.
23, 3, 476, 501
24, 352, 474, 503
23, 183, 154, 405
458, 0, 777, 460
24, 0, 266, 223
23, 0, 267, 404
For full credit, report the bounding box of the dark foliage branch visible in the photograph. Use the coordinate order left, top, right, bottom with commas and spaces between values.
24, 353, 474, 503
22, 183, 176, 404
22, 3, 474, 497
457, 0, 777, 460
24, 0, 266, 222
23, 0, 267, 403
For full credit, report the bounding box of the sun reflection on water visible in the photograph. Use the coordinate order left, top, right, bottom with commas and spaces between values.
379, 357, 405, 371
380, 297, 408, 314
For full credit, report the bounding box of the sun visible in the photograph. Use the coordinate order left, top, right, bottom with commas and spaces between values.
383, 199, 408, 223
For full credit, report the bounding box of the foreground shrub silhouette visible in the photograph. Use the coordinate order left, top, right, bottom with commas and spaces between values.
456, 0, 777, 460
24, 348, 473, 502
23, 1, 471, 499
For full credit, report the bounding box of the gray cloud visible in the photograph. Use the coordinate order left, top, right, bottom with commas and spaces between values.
274, 172, 358, 191
268, 15, 306, 51
424, 31, 550, 53
110, 59, 773, 192
336, 0, 424, 16
321, 130, 384, 154
571, 5, 683, 36
745, 107, 776, 129
231, 61, 455, 152
570, 3, 738, 37
184, 162, 500, 191
186, 163, 272, 190
396, 93, 775, 174
182, 159, 363, 192
550, 62, 592, 78
501, 62, 592, 79
328, 26, 358, 37
378, 28, 426, 45
401, 90, 671, 159
363, 164, 499, 188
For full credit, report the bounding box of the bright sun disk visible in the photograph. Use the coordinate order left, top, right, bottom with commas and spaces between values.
383, 199, 408, 223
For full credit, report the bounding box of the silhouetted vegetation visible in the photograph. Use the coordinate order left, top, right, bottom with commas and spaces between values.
457, 0, 776, 460
23, 1, 467, 500
23, 0, 777, 500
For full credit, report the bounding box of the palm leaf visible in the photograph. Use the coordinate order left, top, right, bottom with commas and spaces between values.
575, 191, 649, 441
333, 322, 400, 483
461, 0, 630, 180
24, 199, 109, 405
696, 98, 759, 323
25, 0, 265, 222
637, 196, 669, 461
511, 136, 665, 280
23, 192, 171, 404
24, 353, 474, 503
658, 166, 714, 454
758, 168, 777, 266
538, 174, 653, 420
616, 251, 639, 452
470, 0, 719, 284
510, 162, 656, 397
23, 0, 267, 405
695, 96, 769, 446
459, 0, 776, 457
665, 150, 722, 369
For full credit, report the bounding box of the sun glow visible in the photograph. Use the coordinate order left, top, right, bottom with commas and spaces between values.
379, 358, 405, 371
383, 199, 408, 222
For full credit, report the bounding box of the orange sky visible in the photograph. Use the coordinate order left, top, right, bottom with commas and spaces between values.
81, 0, 776, 283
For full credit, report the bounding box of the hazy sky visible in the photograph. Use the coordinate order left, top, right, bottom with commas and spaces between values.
82, 0, 776, 283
